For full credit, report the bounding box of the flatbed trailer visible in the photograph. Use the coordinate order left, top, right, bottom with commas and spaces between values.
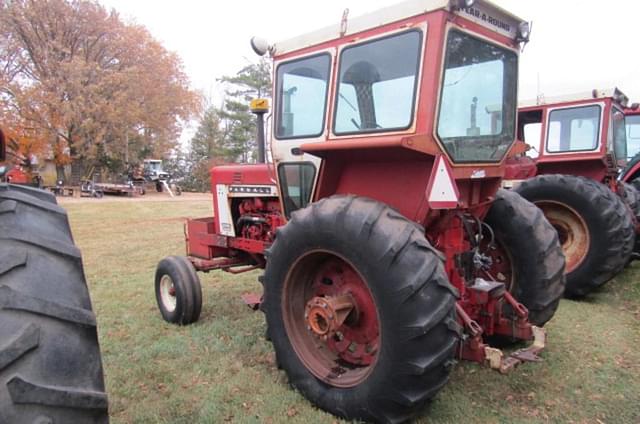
93, 182, 138, 196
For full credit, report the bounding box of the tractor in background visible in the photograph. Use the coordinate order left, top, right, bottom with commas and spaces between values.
0, 127, 108, 423
0, 137, 42, 188
506, 88, 636, 297
155, 1, 565, 422
130, 159, 182, 196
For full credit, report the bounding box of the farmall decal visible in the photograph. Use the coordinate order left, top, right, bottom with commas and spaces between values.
457, 5, 517, 39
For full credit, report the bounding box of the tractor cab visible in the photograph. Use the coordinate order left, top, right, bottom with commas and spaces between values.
517, 88, 630, 182
259, 0, 529, 221
143, 159, 169, 181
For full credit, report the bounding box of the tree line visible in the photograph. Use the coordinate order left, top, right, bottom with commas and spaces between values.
0, 0, 271, 189
178, 60, 272, 192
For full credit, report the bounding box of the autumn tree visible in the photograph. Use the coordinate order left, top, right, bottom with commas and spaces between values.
0, 0, 199, 181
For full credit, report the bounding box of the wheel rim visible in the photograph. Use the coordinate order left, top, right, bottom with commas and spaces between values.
282, 251, 380, 388
536, 200, 590, 273
481, 237, 514, 291
159, 275, 177, 312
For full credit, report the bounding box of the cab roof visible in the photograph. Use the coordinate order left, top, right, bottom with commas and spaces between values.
272, 0, 526, 56
520, 88, 630, 109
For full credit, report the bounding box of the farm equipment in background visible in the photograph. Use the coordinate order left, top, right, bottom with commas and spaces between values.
130, 159, 182, 196
155, 1, 566, 422
0, 127, 108, 422
76, 165, 136, 198
505, 88, 636, 297
0, 139, 42, 188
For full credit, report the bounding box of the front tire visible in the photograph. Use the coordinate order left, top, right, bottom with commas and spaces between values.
515, 175, 634, 297
484, 189, 565, 326
264, 195, 460, 423
155, 256, 202, 325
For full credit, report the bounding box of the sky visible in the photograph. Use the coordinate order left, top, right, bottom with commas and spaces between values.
99, 0, 640, 138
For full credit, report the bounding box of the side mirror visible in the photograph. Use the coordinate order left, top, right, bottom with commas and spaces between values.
250, 37, 272, 56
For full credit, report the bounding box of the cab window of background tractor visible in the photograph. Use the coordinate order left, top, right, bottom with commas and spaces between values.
518, 109, 543, 158
275, 54, 331, 139
523, 123, 542, 158
546, 105, 600, 152
626, 115, 640, 159
333, 30, 422, 134
611, 109, 627, 163
437, 30, 518, 163
278, 163, 316, 218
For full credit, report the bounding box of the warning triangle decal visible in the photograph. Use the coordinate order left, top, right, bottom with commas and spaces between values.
427, 156, 459, 209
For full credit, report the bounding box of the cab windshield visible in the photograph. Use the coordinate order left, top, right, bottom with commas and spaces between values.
437, 30, 517, 163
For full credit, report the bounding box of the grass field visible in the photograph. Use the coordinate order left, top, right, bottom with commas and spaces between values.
62, 194, 640, 423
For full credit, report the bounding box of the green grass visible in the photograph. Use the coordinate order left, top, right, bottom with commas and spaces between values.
62, 196, 640, 423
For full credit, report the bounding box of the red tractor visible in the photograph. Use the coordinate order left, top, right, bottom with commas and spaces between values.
0, 139, 43, 187
0, 127, 108, 423
155, 1, 565, 422
508, 88, 636, 298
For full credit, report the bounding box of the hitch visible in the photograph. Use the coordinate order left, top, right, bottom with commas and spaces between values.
485, 326, 546, 373
457, 278, 547, 373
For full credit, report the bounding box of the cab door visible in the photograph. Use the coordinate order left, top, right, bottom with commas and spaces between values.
270, 49, 334, 218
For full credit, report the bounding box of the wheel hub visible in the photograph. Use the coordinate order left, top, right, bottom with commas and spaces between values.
159, 275, 177, 312
305, 294, 355, 340
283, 252, 380, 387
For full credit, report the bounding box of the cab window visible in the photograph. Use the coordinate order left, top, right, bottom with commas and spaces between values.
275, 54, 331, 139
334, 30, 422, 134
436, 30, 518, 163
626, 115, 640, 159
278, 163, 316, 218
546, 105, 601, 152
611, 109, 627, 163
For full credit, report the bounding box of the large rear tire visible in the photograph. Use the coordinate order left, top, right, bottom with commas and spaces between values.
264, 195, 460, 423
515, 175, 634, 297
0, 184, 108, 423
484, 189, 565, 326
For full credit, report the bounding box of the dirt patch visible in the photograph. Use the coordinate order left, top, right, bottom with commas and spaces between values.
58, 191, 211, 204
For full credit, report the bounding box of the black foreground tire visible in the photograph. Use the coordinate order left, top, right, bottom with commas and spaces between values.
515, 175, 634, 297
264, 195, 460, 424
0, 184, 108, 423
484, 189, 565, 326
155, 256, 202, 325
